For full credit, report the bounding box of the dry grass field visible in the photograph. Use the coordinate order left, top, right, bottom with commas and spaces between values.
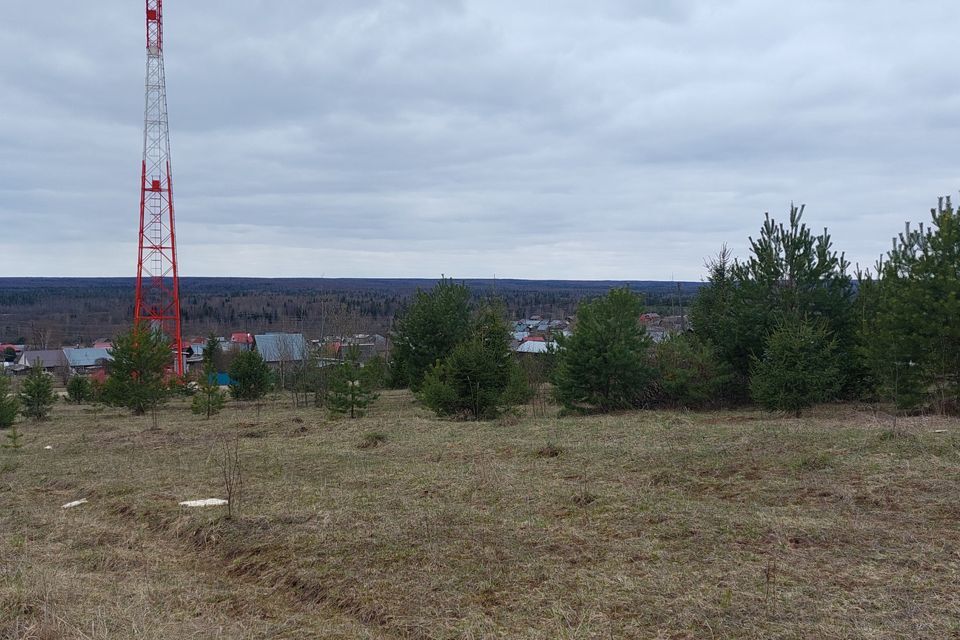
2, 391, 959, 639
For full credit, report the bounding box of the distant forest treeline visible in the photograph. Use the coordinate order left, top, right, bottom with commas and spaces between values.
0, 277, 702, 347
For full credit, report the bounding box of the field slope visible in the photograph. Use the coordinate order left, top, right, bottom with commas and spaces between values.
2, 393, 959, 638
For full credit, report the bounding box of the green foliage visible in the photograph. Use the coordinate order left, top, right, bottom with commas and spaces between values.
19, 364, 55, 421
552, 288, 654, 413
2, 425, 23, 450
66, 376, 93, 404
202, 334, 223, 370
651, 333, 734, 409
0, 377, 19, 428
360, 355, 388, 391
691, 206, 855, 399
327, 347, 378, 418
192, 360, 226, 419
858, 196, 960, 413
420, 304, 527, 419
101, 324, 172, 415
390, 278, 472, 391
3, 347, 15, 363
228, 350, 272, 401
750, 316, 841, 417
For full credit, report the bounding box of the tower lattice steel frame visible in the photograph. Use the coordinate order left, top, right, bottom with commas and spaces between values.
134, 0, 183, 374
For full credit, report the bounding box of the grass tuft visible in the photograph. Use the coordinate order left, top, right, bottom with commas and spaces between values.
357, 431, 387, 449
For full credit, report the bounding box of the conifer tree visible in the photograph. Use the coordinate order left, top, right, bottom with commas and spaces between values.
390, 277, 472, 391
692, 205, 855, 397
859, 196, 960, 412
228, 350, 272, 401
750, 316, 841, 417
102, 323, 171, 416
0, 376, 19, 428
552, 288, 654, 412
20, 362, 55, 421
420, 303, 527, 419
66, 376, 93, 404
328, 347, 378, 418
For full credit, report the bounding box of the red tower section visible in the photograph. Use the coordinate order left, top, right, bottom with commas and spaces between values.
135, 0, 183, 374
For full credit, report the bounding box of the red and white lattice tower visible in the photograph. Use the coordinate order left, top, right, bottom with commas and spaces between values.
134, 0, 183, 375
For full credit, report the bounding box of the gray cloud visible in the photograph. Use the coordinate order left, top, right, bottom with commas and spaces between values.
2, 1, 959, 278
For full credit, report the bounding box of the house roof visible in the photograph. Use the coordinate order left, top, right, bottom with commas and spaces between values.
17, 350, 68, 369
231, 332, 254, 344
254, 333, 310, 362
63, 348, 113, 368
516, 340, 555, 354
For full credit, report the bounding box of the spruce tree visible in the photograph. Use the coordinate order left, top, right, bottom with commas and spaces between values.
750, 316, 841, 417
552, 288, 654, 413
20, 362, 55, 421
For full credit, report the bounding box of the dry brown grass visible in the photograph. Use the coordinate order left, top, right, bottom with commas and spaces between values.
2, 393, 960, 638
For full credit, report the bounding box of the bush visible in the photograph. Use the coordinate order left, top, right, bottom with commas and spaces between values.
228, 350, 272, 401
750, 316, 841, 417
650, 334, 734, 409
420, 304, 526, 420
66, 376, 93, 404
553, 288, 655, 412
0, 377, 19, 428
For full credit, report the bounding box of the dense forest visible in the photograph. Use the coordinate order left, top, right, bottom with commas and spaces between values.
0, 277, 701, 347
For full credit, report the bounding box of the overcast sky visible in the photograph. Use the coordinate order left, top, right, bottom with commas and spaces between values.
2, 1, 958, 279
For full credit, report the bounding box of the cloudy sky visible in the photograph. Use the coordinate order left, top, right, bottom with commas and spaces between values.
2, 1, 958, 279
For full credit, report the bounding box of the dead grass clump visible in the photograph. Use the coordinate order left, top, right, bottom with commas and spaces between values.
357, 431, 387, 449
535, 442, 563, 458
570, 487, 599, 506
789, 451, 835, 472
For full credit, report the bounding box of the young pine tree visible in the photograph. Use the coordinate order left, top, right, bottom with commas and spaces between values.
692, 206, 855, 397
66, 376, 93, 404
20, 362, 55, 421
0, 376, 19, 428
750, 316, 841, 417
390, 277, 472, 391
859, 196, 960, 413
327, 347, 378, 418
552, 288, 655, 413
102, 323, 172, 415
192, 362, 226, 419
228, 350, 272, 401
420, 303, 527, 419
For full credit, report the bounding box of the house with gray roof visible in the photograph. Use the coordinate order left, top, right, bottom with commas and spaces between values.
254, 333, 310, 364
63, 348, 113, 373
16, 350, 68, 372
